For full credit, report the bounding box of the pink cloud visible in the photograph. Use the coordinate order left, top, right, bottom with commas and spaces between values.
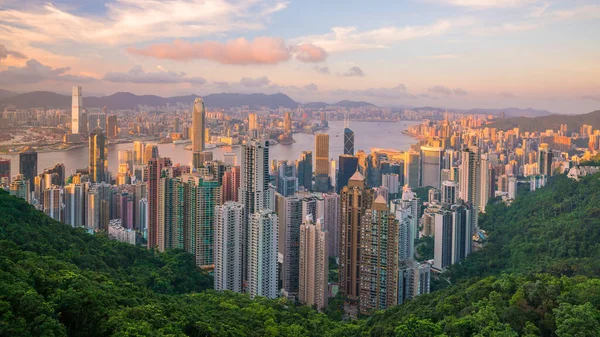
128, 37, 291, 65
294, 43, 327, 62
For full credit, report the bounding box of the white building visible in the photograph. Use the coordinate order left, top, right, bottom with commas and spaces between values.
248, 209, 278, 299
71, 86, 81, 134
299, 216, 329, 310
214, 202, 244, 293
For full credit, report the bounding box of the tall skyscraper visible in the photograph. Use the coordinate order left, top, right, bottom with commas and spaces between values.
222, 166, 240, 203
359, 195, 399, 313
404, 150, 420, 189
451, 203, 473, 264
43, 186, 64, 222
147, 157, 172, 249
106, 115, 118, 139
19, 146, 37, 192
0, 158, 11, 186
192, 98, 206, 152
339, 171, 374, 302
297, 150, 313, 191
322, 192, 340, 258
337, 154, 359, 193
144, 144, 159, 165
214, 202, 244, 293
9, 174, 30, 202
248, 113, 258, 132
283, 112, 292, 134
133, 141, 145, 166
89, 128, 108, 183
71, 86, 81, 134
248, 209, 278, 299
420, 146, 443, 189
459, 146, 480, 206
299, 216, 329, 309
118, 150, 134, 172
398, 260, 431, 305
441, 180, 459, 204
277, 195, 303, 297
433, 208, 452, 270
64, 183, 85, 228
276, 160, 298, 196
344, 128, 355, 155
538, 143, 553, 176
315, 134, 330, 192
88, 112, 107, 132
479, 154, 491, 212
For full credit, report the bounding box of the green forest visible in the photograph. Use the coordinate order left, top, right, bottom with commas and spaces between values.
1, 172, 600, 336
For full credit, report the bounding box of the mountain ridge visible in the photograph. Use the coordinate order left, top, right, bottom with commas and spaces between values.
487, 109, 600, 132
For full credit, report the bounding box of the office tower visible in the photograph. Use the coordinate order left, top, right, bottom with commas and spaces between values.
247, 209, 278, 299
404, 150, 420, 189
441, 180, 459, 204
248, 113, 258, 132
222, 166, 240, 203
9, 175, 30, 202
344, 127, 354, 155
315, 134, 330, 192
283, 112, 292, 133
479, 155, 491, 212
508, 175, 518, 199
299, 216, 329, 309
359, 196, 399, 313
192, 151, 213, 169
391, 186, 421, 248
398, 260, 431, 305
339, 171, 374, 302
192, 98, 206, 152
64, 183, 85, 227
118, 150, 134, 173
71, 86, 81, 134
276, 160, 298, 196
420, 146, 443, 189
538, 143, 553, 176
19, 146, 37, 192
382, 173, 400, 199
147, 157, 172, 249
433, 208, 453, 270
138, 198, 148, 238
223, 152, 237, 166
89, 127, 108, 183
329, 159, 337, 192
133, 141, 145, 165
337, 154, 359, 193
42, 186, 63, 221
106, 115, 118, 139
214, 202, 244, 293
459, 146, 480, 206
144, 144, 159, 165
297, 150, 313, 191
278, 195, 302, 297
88, 112, 107, 132
0, 158, 9, 186
322, 193, 340, 258
451, 203, 473, 264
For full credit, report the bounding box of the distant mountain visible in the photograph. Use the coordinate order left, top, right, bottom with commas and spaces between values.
303, 100, 377, 109
0, 91, 299, 110
488, 110, 600, 132
0, 89, 15, 99
463, 107, 553, 118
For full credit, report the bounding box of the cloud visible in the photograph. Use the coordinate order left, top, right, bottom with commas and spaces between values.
103, 65, 206, 84
332, 84, 416, 99
294, 17, 474, 52
304, 83, 318, 91
240, 76, 271, 87
420, 54, 461, 59
581, 95, 600, 101
294, 43, 327, 62
428, 85, 453, 95
431, 0, 538, 9
453, 88, 468, 96
341, 66, 365, 77
499, 92, 517, 97
0, 0, 288, 46
0, 44, 27, 63
0, 59, 95, 84
313, 66, 330, 74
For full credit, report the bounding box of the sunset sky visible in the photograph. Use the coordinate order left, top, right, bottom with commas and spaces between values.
0, 0, 599, 113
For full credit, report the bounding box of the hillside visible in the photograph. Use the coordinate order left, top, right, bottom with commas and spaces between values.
0, 89, 15, 99
487, 110, 600, 132
2, 172, 600, 336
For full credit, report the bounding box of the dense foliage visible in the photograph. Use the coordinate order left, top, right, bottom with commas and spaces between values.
2, 172, 600, 336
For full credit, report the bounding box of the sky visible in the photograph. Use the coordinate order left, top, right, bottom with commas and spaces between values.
0, 0, 599, 113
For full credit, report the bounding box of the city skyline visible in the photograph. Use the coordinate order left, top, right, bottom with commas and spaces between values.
0, 0, 598, 113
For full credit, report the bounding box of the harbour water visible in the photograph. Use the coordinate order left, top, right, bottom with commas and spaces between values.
5, 120, 421, 176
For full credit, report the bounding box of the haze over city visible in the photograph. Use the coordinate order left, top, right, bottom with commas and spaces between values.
0, 0, 599, 113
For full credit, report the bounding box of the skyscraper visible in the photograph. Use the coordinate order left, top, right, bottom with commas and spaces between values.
248, 113, 258, 132
538, 143, 553, 176
133, 141, 145, 166
0, 158, 11, 186
89, 127, 108, 183
71, 86, 81, 134
222, 166, 240, 203
147, 157, 172, 249
420, 146, 443, 189
339, 171, 374, 302
459, 146, 480, 206
299, 216, 329, 309
278, 195, 303, 297
106, 114, 118, 139
276, 160, 298, 196
19, 146, 37, 192
433, 208, 452, 270
64, 183, 85, 228
144, 144, 159, 165
344, 128, 355, 155
192, 98, 206, 152
248, 209, 278, 299
322, 192, 340, 258
283, 112, 292, 133
214, 202, 244, 293
441, 180, 459, 204
337, 154, 359, 193
404, 150, 420, 189
297, 150, 313, 191
315, 134, 330, 192
451, 203, 473, 264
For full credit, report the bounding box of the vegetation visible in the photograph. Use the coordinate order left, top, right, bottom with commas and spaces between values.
2, 171, 600, 336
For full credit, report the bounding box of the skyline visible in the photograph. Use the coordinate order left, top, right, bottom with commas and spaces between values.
0, 0, 599, 113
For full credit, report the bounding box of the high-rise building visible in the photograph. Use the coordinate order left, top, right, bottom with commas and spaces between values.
192, 151, 213, 169
214, 202, 244, 293
106, 115, 118, 139
192, 98, 206, 152
404, 150, 420, 189
147, 157, 172, 249
222, 166, 240, 203
71, 86, 81, 134
420, 146, 443, 189
299, 216, 329, 309
451, 203, 473, 264
248, 113, 258, 132
322, 193, 340, 258
441, 180, 459, 204
382, 173, 400, 199
43, 186, 64, 221
64, 183, 86, 228
89, 127, 108, 183
144, 144, 159, 165
276, 160, 298, 196
118, 150, 134, 172
479, 155, 491, 212
344, 128, 355, 155
19, 146, 37, 192
398, 260, 431, 305
0, 158, 11, 186
283, 112, 292, 134
223, 152, 237, 166
459, 146, 480, 206
133, 141, 145, 166
297, 150, 313, 191
315, 134, 330, 192
359, 196, 399, 313
538, 143, 553, 176
433, 208, 452, 270
9, 174, 30, 202
337, 154, 358, 193
277, 195, 303, 297
88, 111, 107, 132
247, 209, 278, 299
329, 158, 337, 192
339, 171, 374, 302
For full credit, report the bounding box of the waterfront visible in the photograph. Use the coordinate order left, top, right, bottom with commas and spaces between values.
5, 120, 421, 176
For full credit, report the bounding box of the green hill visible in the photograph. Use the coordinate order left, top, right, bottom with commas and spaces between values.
486, 110, 600, 132
1, 171, 600, 336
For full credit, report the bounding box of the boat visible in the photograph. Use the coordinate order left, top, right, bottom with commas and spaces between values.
173, 139, 191, 145
205, 144, 217, 149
